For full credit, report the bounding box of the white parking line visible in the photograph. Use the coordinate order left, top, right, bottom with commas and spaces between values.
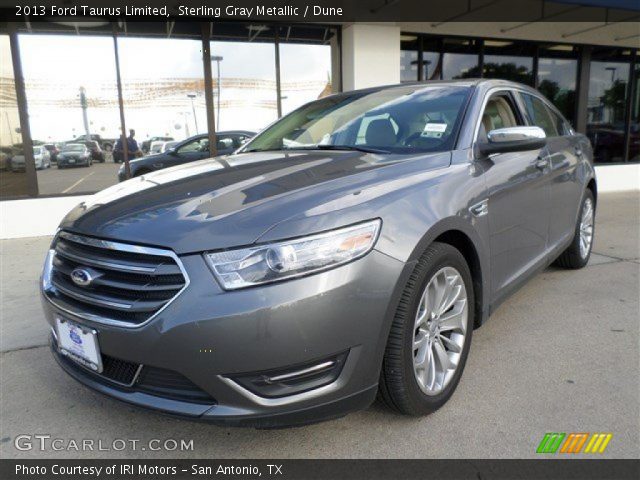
62, 171, 95, 194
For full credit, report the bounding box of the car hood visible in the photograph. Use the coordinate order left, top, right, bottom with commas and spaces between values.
60, 150, 451, 254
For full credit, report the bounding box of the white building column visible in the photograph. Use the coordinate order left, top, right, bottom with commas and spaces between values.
341, 23, 401, 91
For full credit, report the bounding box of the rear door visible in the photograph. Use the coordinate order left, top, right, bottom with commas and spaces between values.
477, 90, 551, 302
517, 92, 583, 250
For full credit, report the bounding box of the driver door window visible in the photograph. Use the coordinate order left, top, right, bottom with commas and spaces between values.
478, 95, 522, 142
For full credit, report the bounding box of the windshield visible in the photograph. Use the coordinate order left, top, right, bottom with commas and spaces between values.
243, 85, 471, 154
63, 144, 85, 152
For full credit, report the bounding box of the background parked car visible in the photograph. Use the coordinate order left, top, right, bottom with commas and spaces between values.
10, 145, 51, 171
67, 134, 115, 153
141, 136, 174, 154
162, 140, 179, 152
118, 131, 255, 180
57, 143, 92, 168
148, 140, 167, 155
43, 143, 60, 163
76, 140, 105, 163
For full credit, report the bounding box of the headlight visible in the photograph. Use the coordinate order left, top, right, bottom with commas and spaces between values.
204, 219, 381, 290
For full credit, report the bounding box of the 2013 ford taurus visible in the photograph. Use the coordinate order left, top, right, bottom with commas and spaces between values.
41, 79, 596, 427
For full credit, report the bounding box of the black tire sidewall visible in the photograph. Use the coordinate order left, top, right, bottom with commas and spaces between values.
401, 244, 475, 414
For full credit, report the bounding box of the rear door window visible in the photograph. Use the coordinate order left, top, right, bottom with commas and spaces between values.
520, 93, 559, 137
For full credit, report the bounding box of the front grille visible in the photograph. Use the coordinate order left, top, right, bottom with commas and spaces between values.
47, 232, 187, 326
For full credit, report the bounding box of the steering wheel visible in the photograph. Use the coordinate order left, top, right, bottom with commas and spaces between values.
404, 132, 427, 147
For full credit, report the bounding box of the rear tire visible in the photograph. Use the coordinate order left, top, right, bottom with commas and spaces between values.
379, 242, 474, 416
554, 190, 595, 269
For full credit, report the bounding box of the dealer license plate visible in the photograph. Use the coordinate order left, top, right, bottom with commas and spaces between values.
55, 317, 103, 373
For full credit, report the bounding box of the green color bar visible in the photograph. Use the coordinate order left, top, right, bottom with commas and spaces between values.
537, 433, 566, 453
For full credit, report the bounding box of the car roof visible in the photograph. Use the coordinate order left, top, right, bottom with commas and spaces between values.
324, 78, 540, 100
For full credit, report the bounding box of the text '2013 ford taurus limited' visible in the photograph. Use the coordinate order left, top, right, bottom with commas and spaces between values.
41, 80, 596, 427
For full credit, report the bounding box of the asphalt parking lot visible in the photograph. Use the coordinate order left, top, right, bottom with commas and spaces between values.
0, 192, 638, 459
36, 161, 121, 195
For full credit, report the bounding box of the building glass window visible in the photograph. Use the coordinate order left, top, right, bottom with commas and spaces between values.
442, 38, 480, 80
117, 37, 206, 161
483, 40, 535, 85
629, 61, 639, 162
0, 34, 30, 198
537, 45, 579, 126
400, 35, 419, 83
278, 26, 334, 115
19, 34, 120, 195
587, 49, 631, 163
422, 38, 442, 81
211, 29, 278, 132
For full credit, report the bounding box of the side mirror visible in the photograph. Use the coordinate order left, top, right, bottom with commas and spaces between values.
477, 126, 546, 156
167, 148, 178, 156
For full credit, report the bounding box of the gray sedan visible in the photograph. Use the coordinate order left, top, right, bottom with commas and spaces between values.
41, 79, 595, 427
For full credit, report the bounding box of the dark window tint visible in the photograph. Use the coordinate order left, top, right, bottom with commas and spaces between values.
520, 93, 559, 137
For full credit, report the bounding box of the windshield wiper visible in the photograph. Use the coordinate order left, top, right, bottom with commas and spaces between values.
301, 144, 391, 154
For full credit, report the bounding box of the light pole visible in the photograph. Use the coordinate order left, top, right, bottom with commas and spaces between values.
211, 55, 223, 128
187, 93, 199, 134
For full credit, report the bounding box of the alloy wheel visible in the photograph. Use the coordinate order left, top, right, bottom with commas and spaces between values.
412, 266, 468, 396
579, 197, 594, 259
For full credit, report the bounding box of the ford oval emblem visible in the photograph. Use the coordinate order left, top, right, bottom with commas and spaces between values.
70, 268, 93, 287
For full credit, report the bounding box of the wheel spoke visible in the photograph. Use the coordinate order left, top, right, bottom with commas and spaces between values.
438, 301, 466, 333
426, 345, 435, 389
414, 290, 429, 328
439, 281, 462, 316
433, 340, 452, 372
413, 330, 427, 351
439, 334, 462, 353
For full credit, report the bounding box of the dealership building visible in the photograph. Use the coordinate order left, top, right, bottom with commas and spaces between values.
0, 0, 639, 237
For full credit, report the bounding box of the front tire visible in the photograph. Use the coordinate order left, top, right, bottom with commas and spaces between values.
379, 242, 474, 416
554, 190, 595, 269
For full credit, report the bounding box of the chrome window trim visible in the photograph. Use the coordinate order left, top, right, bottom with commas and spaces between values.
43, 231, 190, 329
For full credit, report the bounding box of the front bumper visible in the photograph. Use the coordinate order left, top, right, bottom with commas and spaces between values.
58, 158, 89, 167
42, 248, 408, 427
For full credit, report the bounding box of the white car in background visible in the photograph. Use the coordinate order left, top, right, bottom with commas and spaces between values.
10, 145, 51, 171
162, 141, 179, 152
148, 141, 166, 155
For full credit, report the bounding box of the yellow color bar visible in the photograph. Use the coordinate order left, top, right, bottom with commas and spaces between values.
584, 433, 613, 453
598, 434, 612, 453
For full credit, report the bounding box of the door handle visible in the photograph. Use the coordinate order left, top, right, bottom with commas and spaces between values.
535, 158, 549, 170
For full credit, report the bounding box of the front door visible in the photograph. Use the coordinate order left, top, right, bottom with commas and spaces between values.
477, 91, 551, 303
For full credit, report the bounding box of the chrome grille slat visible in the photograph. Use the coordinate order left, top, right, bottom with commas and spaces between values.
45, 232, 189, 327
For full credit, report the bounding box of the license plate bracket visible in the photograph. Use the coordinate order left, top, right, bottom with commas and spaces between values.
55, 317, 103, 373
